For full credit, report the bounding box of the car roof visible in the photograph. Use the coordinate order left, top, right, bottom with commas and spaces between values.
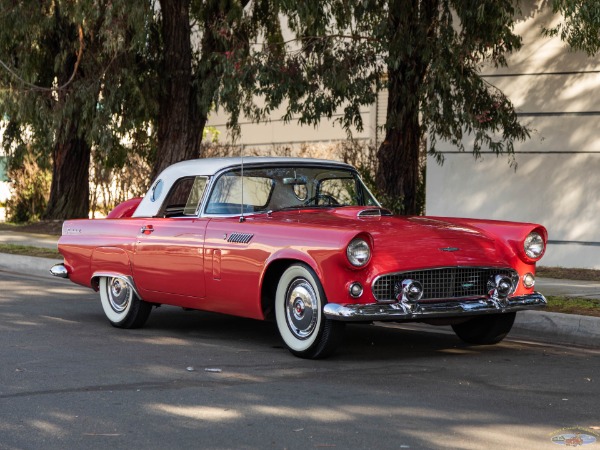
160, 156, 353, 177
132, 156, 355, 218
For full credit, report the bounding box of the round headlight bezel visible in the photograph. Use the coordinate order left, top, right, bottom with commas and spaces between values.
346, 238, 371, 267
524, 231, 545, 260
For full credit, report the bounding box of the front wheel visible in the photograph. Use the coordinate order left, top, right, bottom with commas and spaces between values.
99, 276, 152, 329
451, 312, 516, 345
275, 264, 344, 359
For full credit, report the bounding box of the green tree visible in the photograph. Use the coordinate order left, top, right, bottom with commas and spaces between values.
544, 0, 600, 56
1, 0, 256, 219
151, 0, 252, 180
231, 0, 528, 214
0, 1, 157, 220
228, 0, 599, 215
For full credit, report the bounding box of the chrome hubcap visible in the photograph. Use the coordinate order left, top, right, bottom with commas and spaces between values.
285, 279, 318, 340
108, 277, 131, 313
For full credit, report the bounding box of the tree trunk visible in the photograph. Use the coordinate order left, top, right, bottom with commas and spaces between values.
152, 0, 204, 181
376, 91, 421, 215
43, 118, 91, 219
43, 5, 91, 220
376, 0, 437, 215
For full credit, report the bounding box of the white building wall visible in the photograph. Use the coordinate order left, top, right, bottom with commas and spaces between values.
207, 102, 376, 153
426, 3, 600, 269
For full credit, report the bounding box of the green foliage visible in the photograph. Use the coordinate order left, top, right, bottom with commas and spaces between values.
543, 0, 600, 56
546, 296, 600, 317
222, 0, 383, 134
0, 1, 159, 218
226, 1, 530, 157
4, 147, 51, 223
1, 121, 50, 222
217, 0, 534, 214
2, 1, 598, 220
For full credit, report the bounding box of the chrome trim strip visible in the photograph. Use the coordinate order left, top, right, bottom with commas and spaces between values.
323, 292, 547, 322
90, 272, 142, 299
49, 263, 69, 279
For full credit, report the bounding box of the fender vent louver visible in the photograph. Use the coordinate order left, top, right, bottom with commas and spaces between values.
227, 232, 254, 244
358, 208, 393, 218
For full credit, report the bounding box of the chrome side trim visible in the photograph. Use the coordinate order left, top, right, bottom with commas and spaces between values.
50, 263, 69, 279
323, 292, 547, 322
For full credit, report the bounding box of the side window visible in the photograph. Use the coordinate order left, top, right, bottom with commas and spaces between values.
205, 172, 274, 215
183, 177, 208, 215
158, 176, 208, 217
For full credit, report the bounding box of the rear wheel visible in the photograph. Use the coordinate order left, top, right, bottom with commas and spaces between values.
99, 276, 152, 329
452, 312, 516, 345
275, 264, 344, 359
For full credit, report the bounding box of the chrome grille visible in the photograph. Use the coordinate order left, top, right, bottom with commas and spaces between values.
372, 267, 518, 302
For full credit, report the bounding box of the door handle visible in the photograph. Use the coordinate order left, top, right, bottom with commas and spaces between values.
141, 225, 154, 234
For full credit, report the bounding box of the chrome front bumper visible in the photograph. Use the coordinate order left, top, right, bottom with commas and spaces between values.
323, 292, 547, 322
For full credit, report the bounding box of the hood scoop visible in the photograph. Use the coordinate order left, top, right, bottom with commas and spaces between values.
357, 208, 393, 218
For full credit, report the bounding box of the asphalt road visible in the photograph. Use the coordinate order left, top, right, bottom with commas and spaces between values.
1, 271, 599, 450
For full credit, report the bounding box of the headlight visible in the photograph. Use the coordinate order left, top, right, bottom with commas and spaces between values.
524, 232, 545, 259
346, 238, 371, 267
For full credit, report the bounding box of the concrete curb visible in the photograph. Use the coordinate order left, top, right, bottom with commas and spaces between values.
512, 310, 600, 349
0, 253, 63, 278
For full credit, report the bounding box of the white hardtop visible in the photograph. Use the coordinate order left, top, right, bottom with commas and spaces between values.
132, 156, 355, 218
157, 156, 352, 178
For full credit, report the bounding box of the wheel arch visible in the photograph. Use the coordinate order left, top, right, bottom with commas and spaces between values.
90, 247, 135, 292
91, 272, 142, 300
260, 254, 322, 321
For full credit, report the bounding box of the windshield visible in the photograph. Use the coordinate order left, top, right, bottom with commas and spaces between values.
204, 166, 379, 215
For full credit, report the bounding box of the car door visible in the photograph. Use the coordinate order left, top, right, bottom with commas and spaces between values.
133, 176, 209, 300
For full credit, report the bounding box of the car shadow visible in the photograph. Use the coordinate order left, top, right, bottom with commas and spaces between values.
141, 306, 492, 362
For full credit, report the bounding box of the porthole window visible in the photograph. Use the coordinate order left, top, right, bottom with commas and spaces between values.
151, 180, 163, 202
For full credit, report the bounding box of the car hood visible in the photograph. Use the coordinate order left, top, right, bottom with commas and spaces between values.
267, 207, 509, 269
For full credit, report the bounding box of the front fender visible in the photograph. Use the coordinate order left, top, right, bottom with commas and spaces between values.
263, 248, 322, 280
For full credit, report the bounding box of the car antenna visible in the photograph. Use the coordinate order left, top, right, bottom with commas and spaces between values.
239, 145, 245, 223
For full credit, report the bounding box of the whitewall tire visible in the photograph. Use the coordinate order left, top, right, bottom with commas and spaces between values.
99, 276, 152, 329
275, 264, 344, 358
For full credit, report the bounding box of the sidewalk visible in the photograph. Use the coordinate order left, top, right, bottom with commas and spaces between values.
1, 228, 599, 348
0, 229, 59, 249
536, 277, 600, 299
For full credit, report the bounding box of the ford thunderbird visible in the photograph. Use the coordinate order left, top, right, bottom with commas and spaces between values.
51, 157, 547, 358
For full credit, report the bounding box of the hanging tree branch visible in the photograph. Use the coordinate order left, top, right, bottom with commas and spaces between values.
0, 24, 84, 92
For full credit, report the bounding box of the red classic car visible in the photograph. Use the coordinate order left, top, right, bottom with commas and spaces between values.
51, 157, 547, 358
